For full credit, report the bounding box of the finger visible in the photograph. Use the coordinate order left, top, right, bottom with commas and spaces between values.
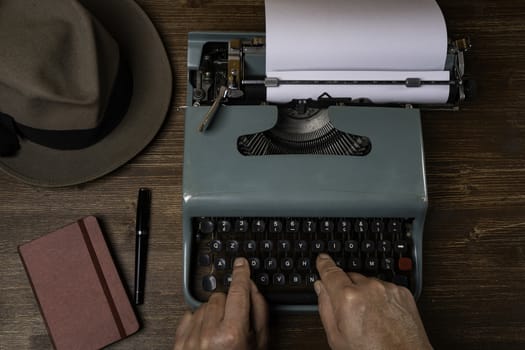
314, 281, 343, 350
202, 292, 226, 330
224, 257, 252, 328
316, 254, 354, 309
174, 311, 193, 349
187, 303, 207, 348
250, 280, 269, 350
347, 272, 369, 285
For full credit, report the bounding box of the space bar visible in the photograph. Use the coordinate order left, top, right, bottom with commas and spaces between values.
264, 291, 318, 305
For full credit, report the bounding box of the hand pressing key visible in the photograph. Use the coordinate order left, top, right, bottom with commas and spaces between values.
174, 257, 269, 350
314, 253, 432, 350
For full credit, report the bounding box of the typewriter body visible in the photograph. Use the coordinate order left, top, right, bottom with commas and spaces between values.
182, 29, 470, 311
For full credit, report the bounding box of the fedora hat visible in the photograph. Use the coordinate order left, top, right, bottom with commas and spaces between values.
0, 0, 172, 187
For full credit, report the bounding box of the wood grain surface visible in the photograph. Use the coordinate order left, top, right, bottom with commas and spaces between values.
1, 0, 525, 349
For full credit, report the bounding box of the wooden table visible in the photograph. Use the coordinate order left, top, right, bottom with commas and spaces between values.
1, 0, 525, 349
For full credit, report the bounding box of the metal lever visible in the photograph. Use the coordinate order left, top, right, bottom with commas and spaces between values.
242, 77, 451, 87
198, 86, 228, 132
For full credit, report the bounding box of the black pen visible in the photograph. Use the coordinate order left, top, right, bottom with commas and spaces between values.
134, 188, 151, 305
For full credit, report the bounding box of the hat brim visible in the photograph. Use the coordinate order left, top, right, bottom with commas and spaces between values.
0, 0, 172, 187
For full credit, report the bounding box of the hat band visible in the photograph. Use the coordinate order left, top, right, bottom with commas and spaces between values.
4, 59, 132, 153
0, 112, 21, 156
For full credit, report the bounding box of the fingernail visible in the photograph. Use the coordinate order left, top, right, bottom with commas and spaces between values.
318, 253, 330, 260
314, 281, 321, 295
234, 257, 245, 267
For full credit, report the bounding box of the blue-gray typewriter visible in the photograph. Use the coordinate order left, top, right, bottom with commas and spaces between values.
182, 0, 472, 312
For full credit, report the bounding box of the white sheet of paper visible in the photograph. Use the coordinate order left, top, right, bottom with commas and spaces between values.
265, 0, 448, 72
265, 0, 449, 103
266, 70, 451, 104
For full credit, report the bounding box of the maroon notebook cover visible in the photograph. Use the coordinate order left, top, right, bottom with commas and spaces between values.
18, 216, 139, 350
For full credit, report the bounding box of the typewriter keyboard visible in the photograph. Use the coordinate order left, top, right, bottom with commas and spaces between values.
190, 217, 415, 305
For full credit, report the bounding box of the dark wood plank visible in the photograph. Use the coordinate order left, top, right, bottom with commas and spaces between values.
1, 0, 525, 349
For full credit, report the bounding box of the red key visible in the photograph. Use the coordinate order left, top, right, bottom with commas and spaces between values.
398, 257, 413, 271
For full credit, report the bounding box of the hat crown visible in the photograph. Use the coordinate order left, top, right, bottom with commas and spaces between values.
0, 0, 119, 131
0, 0, 172, 187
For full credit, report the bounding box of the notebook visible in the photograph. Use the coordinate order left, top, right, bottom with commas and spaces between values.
18, 216, 139, 350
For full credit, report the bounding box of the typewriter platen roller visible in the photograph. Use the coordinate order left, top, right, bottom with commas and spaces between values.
190, 37, 472, 109
182, 0, 472, 312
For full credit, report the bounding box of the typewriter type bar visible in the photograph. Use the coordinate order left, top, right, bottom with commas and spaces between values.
190, 216, 415, 305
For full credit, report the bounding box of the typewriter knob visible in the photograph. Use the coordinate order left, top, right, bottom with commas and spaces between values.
193, 88, 205, 101
463, 79, 477, 101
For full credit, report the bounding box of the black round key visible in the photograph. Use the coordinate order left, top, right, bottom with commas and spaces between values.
210, 240, 222, 252
217, 220, 232, 233
355, 219, 368, 233
344, 240, 358, 253
371, 219, 384, 233
307, 273, 319, 285
244, 240, 257, 253
256, 273, 270, 286
303, 219, 317, 233
335, 257, 345, 268
394, 240, 408, 253
215, 257, 227, 270
226, 240, 239, 253
202, 275, 217, 292
388, 219, 402, 233
361, 240, 375, 253
378, 240, 391, 253
337, 219, 351, 233
286, 219, 299, 233
264, 257, 277, 270
252, 219, 266, 233
269, 219, 283, 233
365, 257, 378, 271
261, 240, 273, 252
311, 240, 325, 253
235, 219, 249, 233
278, 240, 290, 252
199, 218, 214, 234
381, 257, 394, 270
295, 240, 308, 252
349, 257, 362, 270
290, 273, 302, 286
298, 257, 310, 271
328, 240, 342, 253
198, 254, 211, 266
248, 257, 261, 269
320, 220, 334, 233
273, 273, 286, 286
224, 274, 232, 288
281, 257, 294, 270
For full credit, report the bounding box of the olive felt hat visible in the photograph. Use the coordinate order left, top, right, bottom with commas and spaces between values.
0, 0, 172, 187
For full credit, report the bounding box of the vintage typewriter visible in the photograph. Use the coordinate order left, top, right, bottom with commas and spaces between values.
182, 1, 472, 312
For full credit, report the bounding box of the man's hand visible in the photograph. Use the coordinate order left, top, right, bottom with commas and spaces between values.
174, 258, 269, 350
315, 254, 432, 350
